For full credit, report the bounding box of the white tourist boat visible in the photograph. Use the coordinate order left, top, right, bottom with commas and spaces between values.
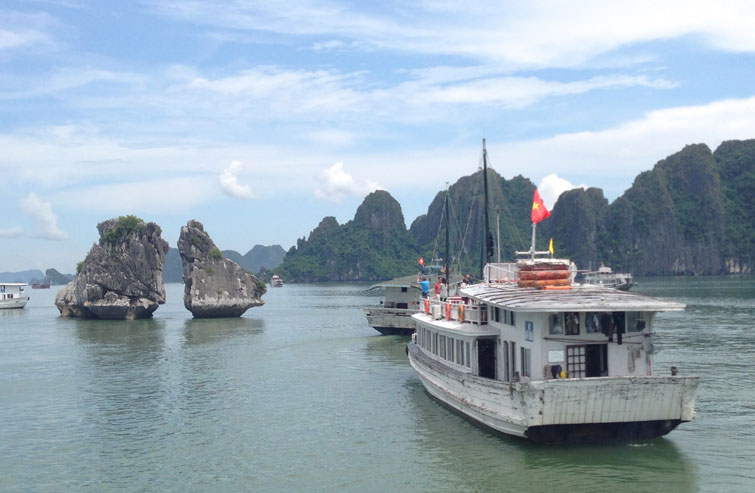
407, 140, 698, 443
270, 274, 283, 287
582, 265, 634, 290
364, 275, 424, 335
0, 283, 30, 309
364, 264, 450, 336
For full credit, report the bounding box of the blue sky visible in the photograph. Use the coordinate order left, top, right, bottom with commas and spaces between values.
2, 1, 755, 273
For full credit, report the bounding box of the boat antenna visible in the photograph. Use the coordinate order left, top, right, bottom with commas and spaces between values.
444, 182, 450, 284
481, 138, 493, 279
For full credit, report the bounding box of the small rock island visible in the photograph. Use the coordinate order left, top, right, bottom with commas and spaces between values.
55, 216, 169, 319
178, 220, 266, 318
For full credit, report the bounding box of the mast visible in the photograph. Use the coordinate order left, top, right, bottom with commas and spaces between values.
481, 138, 492, 278
444, 182, 450, 282
496, 206, 501, 264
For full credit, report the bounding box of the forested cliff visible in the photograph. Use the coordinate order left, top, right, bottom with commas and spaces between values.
278, 139, 755, 281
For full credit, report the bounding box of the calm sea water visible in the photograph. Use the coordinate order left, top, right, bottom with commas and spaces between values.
1, 277, 754, 492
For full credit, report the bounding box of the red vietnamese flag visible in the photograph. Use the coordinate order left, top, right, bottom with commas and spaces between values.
418, 257, 424, 266
531, 188, 550, 223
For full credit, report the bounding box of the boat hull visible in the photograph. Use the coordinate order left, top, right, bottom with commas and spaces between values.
364, 307, 417, 335
408, 341, 698, 444
0, 297, 29, 309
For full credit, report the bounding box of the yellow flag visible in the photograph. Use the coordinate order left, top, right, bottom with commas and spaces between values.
548, 238, 554, 255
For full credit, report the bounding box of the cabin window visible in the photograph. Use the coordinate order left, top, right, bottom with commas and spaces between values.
510, 342, 517, 379
565, 312, 580, 335
457, 340, 464, 366
432, 332, 438, 355
567, 344, 608, 378
626, 312, 646, 332
440, 335, 446, 359
401, 287, 408, 293
502, 341, 510, 381
465, 342, 471, 368
549, 313, 564, 335
447, 337, 455, 362
585, 312, 612, 334
521, 348, 531, 378
505, 310, 515, 326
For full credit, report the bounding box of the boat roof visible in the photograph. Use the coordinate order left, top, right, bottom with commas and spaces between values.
412, 313, 500, 336
461, 283, 684, 312
0, 282, 28, 287
367, 275, 421, 291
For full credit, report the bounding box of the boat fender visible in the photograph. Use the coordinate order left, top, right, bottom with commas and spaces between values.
445, 302, 451, 320
424, 298, 430, 315
458, 304, 465, 322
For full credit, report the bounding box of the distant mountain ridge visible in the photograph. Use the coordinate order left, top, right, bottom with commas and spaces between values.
162, 244, 286, 283
277, 138, 755, 281
277, 191, 418, 281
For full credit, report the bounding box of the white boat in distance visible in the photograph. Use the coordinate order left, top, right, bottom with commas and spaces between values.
364, 266, 450, 336
407, 139, 697, 444
270, 274, 283, 287
582, 265, 634, 290
0, 283, 29, 309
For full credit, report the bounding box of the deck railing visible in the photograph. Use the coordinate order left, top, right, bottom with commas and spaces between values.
484, 263, 520, 283
425, 297, 487, 325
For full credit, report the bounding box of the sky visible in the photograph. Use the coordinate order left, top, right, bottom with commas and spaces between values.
2, 1, 755, 273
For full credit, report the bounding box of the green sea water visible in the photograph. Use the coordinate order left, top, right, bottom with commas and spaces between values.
1, 277, 754, 492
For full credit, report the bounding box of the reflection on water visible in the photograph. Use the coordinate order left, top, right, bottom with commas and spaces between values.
405, 377, 696, 492
0, 278, 753, 491
183, 316, 264, 345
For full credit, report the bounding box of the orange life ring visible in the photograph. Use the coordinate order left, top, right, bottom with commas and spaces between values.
424, 298, 430, 314
458, 304, 465, 321
445, 302, 451, 320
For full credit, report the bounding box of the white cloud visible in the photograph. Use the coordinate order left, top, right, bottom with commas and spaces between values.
19, 192, 68, 240
219, 160, 255, 199
0, 11, 57, 53
414, 74, 675, 109
314, 162, 383, 203
305, 129, 355, 147
538, 174, 587, 210
0, 226, 24, 238
147, 1, 755, 66
53, 177, 218, 214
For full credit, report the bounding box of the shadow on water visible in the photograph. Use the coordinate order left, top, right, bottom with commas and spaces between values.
72, 317, 166, 349
182, 316, 265, 345
362, 334, 412, 364
403, 377, 696, 492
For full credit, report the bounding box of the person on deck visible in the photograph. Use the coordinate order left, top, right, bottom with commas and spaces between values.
418, 275, 430, 299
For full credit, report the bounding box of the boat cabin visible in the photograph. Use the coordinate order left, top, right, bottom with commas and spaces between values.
0, 283, 30, 309
414, 268, 681, 384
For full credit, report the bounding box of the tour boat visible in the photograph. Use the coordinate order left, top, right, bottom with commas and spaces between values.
364, 275, 424, 335
582, 265, 634, 290
270, 274, 283, 287
406, 139, 698, 443
0, 283, 29, 309
364, 264, 448, 336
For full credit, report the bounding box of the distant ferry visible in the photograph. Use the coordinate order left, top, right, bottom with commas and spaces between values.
582, 266, 634, 290
0, 283, 29, 309
32, 282, 50, 289
270, 274, 283, 287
